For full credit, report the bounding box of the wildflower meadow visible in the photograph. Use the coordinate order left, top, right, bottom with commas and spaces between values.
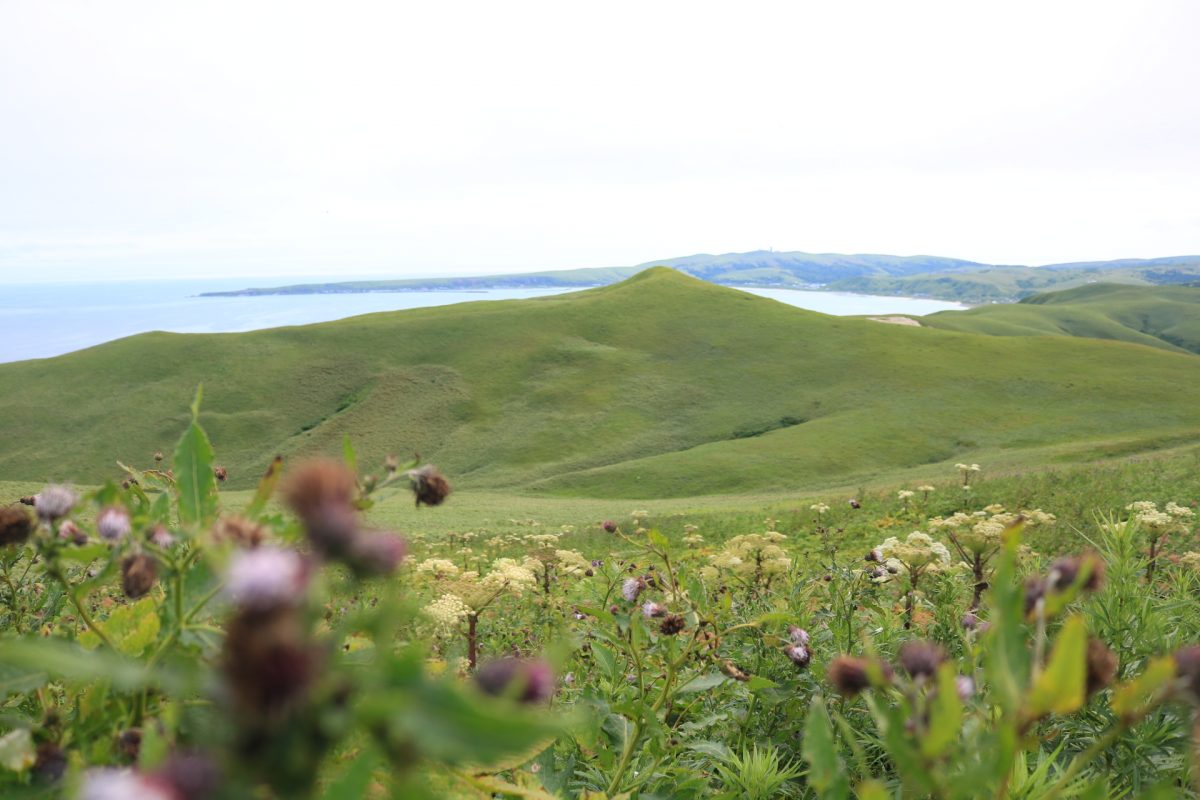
2, 395, 1200, 798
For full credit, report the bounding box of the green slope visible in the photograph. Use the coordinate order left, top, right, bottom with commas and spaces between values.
3, 269, 1200, 497
919, 283, 1200, 355
828, 260, 1200, 303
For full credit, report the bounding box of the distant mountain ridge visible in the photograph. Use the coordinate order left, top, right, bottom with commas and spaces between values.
201, 250, 1200, 304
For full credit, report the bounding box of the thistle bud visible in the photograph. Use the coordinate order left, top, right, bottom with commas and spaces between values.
121, 554, 158, 599
602, 520, 618, 533
621, 576, 647, 603
642, 601, 666, 619
1048, 552, 1106, 593
660, 614, 686, 635
1175, 645, 1200, 700
223, 605, 318, 718
153, 451, 164, 462
282, 460, 359, 558
828, 655, 892, 697
59, 519, 88, 545
898, 640, 945, 680
213, 466, 228, 482
384, 455, 399, 474
211, 516, 267, 549
224, 547, 309, 612
785, 644, 811, 668
788, 626, 810, 647
32, 742, 66, 783
407, 465, 451, 507
864, 548, 882, 563
34, 485, 77, 522
344, 532, 407, 577
474, 658, 555, 704
848, 499, 862, 509
0, 505, 33, 546
96, 506, 131, 542
149, 752, 223, 800
1085, 638, 1118, 697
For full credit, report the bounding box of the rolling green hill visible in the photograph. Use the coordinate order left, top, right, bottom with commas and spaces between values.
919, 283, 1200, 355
3, 269, 1200, 498
828, 259, 1200, 303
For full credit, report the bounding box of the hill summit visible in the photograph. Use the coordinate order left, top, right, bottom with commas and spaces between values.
2, 268, 1200, 497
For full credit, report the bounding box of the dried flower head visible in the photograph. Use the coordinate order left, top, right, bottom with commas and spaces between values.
35, 485, 77, 521
282, 460, 359, 557
121, 554, 158, 599
408, 465, 451, 507
213, 466, 228, 482
660, 614, 686, 635
222, 605, 318, 718
96, 506, 131, 543
474, 658, 555, 704
0, 505, 33, 546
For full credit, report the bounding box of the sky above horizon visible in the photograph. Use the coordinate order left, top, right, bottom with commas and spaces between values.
2, 1, 1199, 283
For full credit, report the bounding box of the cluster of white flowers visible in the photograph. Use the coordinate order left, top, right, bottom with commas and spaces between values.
705, 532, 791, 582
416, 558, 461, 579
1126, 500, 1194, 532
524, 533, 562, 550
928, 506, 1056, 557
682, 533, 705, 547
423, 593, 471, 634
549, 549, 591, 576
917, 485, 936, 494
630, 510, 650, 524
955, 463, 982, 472
810, 503, 830, 514
897, 490, 915, 501
478, 558, 538, 597
878, 531, 951, 570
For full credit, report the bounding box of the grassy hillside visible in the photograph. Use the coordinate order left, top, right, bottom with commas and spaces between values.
919, 283, 1200, 354
3, 268, 1200, 497
828, 259, 1200, 303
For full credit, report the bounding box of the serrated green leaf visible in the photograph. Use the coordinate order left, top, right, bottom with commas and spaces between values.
78, 597, 161, 657
245, 455, 284, 518
173, 388, 218, 525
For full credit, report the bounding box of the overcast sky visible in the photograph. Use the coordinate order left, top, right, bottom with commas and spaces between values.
2, 1, 1198, 282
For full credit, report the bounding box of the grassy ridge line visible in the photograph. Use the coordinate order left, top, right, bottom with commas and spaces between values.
200, 266, 639, 295
916, 283, 1200, 354
3, 269, 1200, 498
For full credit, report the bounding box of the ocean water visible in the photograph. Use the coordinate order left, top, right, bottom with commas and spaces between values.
0, 277, 965, 363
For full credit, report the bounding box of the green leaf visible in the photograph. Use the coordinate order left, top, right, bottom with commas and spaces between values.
78, 597, 161, 657
342, 435, 358, 475
56, 544, 109, 564
173, 387, 218, 525
320, 747, 379, 800
855, 780, 888, 800
746, 676, 778, 693
922, 663, 962, 758
1111, 656, 1176, 721
245, 455, 284, 518
802, 696, 850, 800
647, 528, 669, 549
1026, 615, 1087, 719
0, 728, 35, 772
677, 671, 729, 694
0, 665, 47, 699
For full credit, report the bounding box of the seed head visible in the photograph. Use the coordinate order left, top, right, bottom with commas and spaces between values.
213, 466, 228, 482
1085, 638, 1118, 697
0, 505, 34, 546
474, 658, 555, 703
407, 465, 451, 507
96, 506, 131, 542
35, 485, 77, 521
898, 640, 945, 680
660, 614, 686, 635
121, 554, 158, 599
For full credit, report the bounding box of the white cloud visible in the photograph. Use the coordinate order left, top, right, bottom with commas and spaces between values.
1, 0, 1197, 281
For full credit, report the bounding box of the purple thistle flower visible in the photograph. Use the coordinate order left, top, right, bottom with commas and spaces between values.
96, 506, 131, 542
224, 547, 309, 611
35, 485, 77, 521
622, 576, 646, 602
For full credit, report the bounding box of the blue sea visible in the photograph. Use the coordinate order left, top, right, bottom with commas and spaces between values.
0, 277, 965, 363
